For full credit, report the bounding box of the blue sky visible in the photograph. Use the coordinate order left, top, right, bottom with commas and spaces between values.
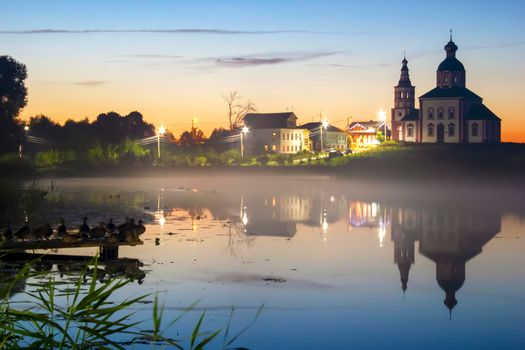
1, 0, 524, 139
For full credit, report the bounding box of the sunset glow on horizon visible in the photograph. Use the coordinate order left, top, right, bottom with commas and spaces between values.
1, 0, 524, 141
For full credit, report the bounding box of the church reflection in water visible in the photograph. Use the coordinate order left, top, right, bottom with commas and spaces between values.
391, 205, 500, 314
238, 190, 501, 315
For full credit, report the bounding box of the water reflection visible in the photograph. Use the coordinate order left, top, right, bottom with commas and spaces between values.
391, 206, 500, 315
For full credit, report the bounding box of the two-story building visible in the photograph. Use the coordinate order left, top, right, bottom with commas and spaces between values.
300, 122, 347, 152
242, 112, 310, 155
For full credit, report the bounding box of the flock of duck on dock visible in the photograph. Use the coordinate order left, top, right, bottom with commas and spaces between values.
1, 217, 146, 244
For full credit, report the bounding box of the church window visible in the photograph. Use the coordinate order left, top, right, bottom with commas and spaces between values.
428, 124, 434, 137
428, 108, 434, 120
472, 123, 479, 137
448, 107, 455, 120
448, 123, 455, 137
407, 124, 414, 137
437, 108, 444, 120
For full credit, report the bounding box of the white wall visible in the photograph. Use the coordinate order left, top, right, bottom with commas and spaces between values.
420, 99, 461, 143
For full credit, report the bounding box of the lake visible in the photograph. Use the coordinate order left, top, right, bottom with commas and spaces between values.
5, 175, 525, 349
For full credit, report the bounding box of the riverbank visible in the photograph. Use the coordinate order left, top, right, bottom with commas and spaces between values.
3, 142, 525, 183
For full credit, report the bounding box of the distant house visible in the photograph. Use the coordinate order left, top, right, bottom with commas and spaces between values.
348, 121, 389, 148
300, 122, 347, 152
242, 112, 310, 155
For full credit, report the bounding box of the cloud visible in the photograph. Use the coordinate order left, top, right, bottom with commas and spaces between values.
73, 80, 109, 87
0, 28, 363, 36
308, 62, 394, 69
120, 54, 182, 59
211, 51, 343, 68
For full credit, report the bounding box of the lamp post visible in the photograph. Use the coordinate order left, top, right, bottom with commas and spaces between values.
240, 126, 249, 159
19, 125, 29, 158
320, 120, 329, 153
157, 125, 166, 158
378, 109, 387, 143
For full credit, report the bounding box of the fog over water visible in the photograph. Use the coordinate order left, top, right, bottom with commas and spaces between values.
7, 175, 525, 349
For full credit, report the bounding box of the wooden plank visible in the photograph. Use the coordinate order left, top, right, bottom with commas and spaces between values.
0, 238, 143, 252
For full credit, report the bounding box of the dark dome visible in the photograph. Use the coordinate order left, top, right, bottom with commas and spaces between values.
437, 57, 465, 72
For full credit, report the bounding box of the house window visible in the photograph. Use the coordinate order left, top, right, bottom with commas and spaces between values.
407, 124, 414, 137
472, 123, 479, 137
448, 123, 455, 137
282, 133, 285, 141
272, 132, 277, 139
264, 145, 269, 151
438, 108, 444, 120
428, 124, 434, 137
448, 107, 455, 120
428, 108, 434, 120
272, 145, 276, 151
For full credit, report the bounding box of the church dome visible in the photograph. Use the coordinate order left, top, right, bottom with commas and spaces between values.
437, 56, 465, 72
438, 38, 465, 72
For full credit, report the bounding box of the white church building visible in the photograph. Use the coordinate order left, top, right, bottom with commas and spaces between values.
391, 35, 501, 143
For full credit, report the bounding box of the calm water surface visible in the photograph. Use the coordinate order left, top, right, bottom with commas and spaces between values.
8, 175, 525, 349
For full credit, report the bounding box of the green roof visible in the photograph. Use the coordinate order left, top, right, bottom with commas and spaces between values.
420, 86, 482, 100
437, 57, 465, 72
465, 104, 501, 121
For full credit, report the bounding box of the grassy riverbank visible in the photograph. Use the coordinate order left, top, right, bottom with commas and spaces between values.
2, 142, 525, 182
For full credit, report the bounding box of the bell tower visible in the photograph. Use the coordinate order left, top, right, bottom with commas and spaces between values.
391, 54, 416, 141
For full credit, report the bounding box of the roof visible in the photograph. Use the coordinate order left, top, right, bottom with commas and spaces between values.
243, 112, 297, 129
300, 122, 345, 132
420, 86, 482, 100
401, 109, 420, 121
465, 104, 501, 121
438, 57, 465, 72
348, 121, 388, 133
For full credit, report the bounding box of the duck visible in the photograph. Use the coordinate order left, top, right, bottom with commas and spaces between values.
78, 217, 90, 238
91, 222, 107, 238
106, 218, 116, 234
57, 219, 68, 237
15, 221, 32, 241
33, 224, 53, 240
135, 219, 146, 235
1, 221, 13, 241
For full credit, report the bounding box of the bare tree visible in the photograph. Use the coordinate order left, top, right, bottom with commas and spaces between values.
223, 91, 256, 130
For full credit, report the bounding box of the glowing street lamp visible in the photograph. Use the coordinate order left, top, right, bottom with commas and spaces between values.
320, 119, 329, 153
157, 125, 166, 158
240, 126, 249, 159
378, 109, 387, 142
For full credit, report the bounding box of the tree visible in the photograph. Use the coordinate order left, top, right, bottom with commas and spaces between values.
223, 91, 256, 130
0, 56, 28, 153
179, 127, 206, 148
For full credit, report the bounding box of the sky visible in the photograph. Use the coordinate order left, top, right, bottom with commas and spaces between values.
1, 0, 524, 141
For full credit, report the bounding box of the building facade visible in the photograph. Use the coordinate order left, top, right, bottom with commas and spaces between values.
243, 112, 310, 155
392, 36, 501, 143
348, 121, 390, 148
300, 122, 347, 152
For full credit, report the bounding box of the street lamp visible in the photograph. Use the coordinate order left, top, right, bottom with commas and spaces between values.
157, 125, 166, 158
378, 109, 387, 143
240, 126, 249, 159
320, 120, 329, 153
19, 125, 29, 158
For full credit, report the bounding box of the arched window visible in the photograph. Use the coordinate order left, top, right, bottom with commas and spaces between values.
428, 124, 434, 137
472, 123, 479, 137
407, 124, 414, 137
437, 107, 444, 120
448, 123, 455, 137
448, 107, 455, 120
428, 108, 434, 120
